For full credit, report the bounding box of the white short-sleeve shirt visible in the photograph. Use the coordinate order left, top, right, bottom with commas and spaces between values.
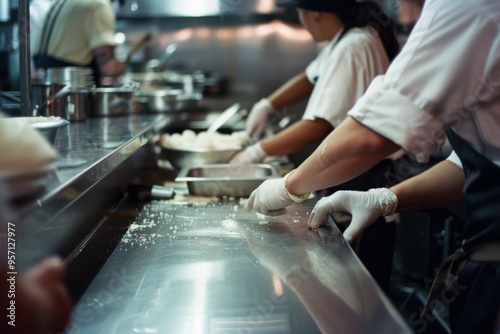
32, 0, 116, 65
348, 0, 500, 165
303, 26, 390, 128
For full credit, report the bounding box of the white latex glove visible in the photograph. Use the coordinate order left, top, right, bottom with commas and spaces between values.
307, 188, 398, 243
229, 142, 267, 164
246, 98, 274, 140
245, 172, 310, 215
245, 177, 292, 216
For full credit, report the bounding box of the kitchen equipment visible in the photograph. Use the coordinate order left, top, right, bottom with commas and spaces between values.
123, 71, 191, 91
0, 116, 69, 145
146, 43, 178, 71
89, 87, 135, 116
175, 163, 281, 197
132, 89, 202, 113
29, 116, 70, 145
44, 67, 94, 88
159, 146, 241, 170
125, 33, 152, 63
33, 84, 72, 115
207, 103, 240, 134
31, 83, 88, 122
169, 109, 248, 133
127, 184, 176, 200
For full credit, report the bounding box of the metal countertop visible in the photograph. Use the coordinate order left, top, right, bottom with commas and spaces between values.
68, 197, 411, 334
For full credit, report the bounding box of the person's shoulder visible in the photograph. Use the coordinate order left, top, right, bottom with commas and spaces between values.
344, 27, 379, 44
339, 27, 384, 53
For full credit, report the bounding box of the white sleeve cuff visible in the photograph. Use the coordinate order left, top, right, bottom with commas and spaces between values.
348, 76, 446, 164
446, 151, 463, 169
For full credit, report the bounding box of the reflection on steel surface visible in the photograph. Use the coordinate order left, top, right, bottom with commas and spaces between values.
69, 200, 411, 333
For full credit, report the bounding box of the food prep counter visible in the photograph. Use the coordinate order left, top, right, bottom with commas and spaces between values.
13, 111, 411, 333
67, 196, 411, 334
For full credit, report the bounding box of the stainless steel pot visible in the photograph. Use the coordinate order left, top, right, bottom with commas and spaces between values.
31, 83, 89, 122
89, 87, 135, 117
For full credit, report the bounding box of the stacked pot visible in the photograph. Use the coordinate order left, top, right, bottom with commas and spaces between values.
32, 67, 94, 122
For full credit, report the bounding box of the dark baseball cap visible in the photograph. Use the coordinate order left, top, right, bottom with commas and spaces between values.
275, 0, 356, 13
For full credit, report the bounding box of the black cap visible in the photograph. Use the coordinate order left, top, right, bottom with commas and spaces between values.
275, 0, 356, 13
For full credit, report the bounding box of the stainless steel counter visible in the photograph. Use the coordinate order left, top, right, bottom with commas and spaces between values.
11, 110, 412, 333
67, 196, 411, 334
15, 114, 171, 270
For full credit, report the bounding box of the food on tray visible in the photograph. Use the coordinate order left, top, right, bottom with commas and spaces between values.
159, 129, 248, 150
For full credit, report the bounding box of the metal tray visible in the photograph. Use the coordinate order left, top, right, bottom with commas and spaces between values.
175, 163, 281, 197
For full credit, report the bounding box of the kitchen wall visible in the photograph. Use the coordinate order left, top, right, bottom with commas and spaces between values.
116, 16, 316, 109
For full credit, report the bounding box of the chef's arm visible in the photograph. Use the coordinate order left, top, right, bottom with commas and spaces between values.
390, 160, 465, 212
94, 45, 126, 78
287, 117, 400, 196
267, 72, 314, 109
260, 118, 333, 156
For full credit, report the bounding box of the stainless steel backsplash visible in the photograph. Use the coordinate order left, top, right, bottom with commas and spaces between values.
117, 17, 316, 109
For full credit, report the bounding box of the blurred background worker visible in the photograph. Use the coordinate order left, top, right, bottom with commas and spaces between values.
235, 0, 399, 157
32, 0, 126, 86
232, 0, 400, 292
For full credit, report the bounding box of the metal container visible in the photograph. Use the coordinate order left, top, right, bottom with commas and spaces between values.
132, 89, 202, 113
175, 164, 281, 197
31, 83, 89, 122
123, 71, 191, 90
89, 87, 135, 117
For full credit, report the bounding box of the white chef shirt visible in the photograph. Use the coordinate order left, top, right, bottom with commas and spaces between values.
303, 26, 390, 128
348, 0, 500, 166
32, 0, 116, 65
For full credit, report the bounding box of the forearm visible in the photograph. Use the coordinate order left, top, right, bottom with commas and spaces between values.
268, 72, 314, 109
287, 117, 400, 195
391, 160, 465, 212
260, 119, 333, 156
94, 45, 125, 78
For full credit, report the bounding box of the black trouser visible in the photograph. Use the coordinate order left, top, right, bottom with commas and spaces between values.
450, 259, 500, 334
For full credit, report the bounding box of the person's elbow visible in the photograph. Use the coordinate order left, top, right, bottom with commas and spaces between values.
366, 130, 399, 155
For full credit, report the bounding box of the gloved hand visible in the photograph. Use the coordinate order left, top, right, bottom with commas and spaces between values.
246, 98, 274, 140
245, 177, 292, 216
245, 172, 310, 215
229, 142, 267, 164
307, 188, 398, 243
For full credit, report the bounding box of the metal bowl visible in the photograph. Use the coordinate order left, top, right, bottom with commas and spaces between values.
159, 146, 240, 170
29, 116, 70, 144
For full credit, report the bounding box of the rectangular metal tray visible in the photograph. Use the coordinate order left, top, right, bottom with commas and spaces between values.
175, 163, 281, 197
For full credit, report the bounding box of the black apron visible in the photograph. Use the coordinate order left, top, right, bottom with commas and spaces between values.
33, 0, 101, 86
423, 130, 500, 334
